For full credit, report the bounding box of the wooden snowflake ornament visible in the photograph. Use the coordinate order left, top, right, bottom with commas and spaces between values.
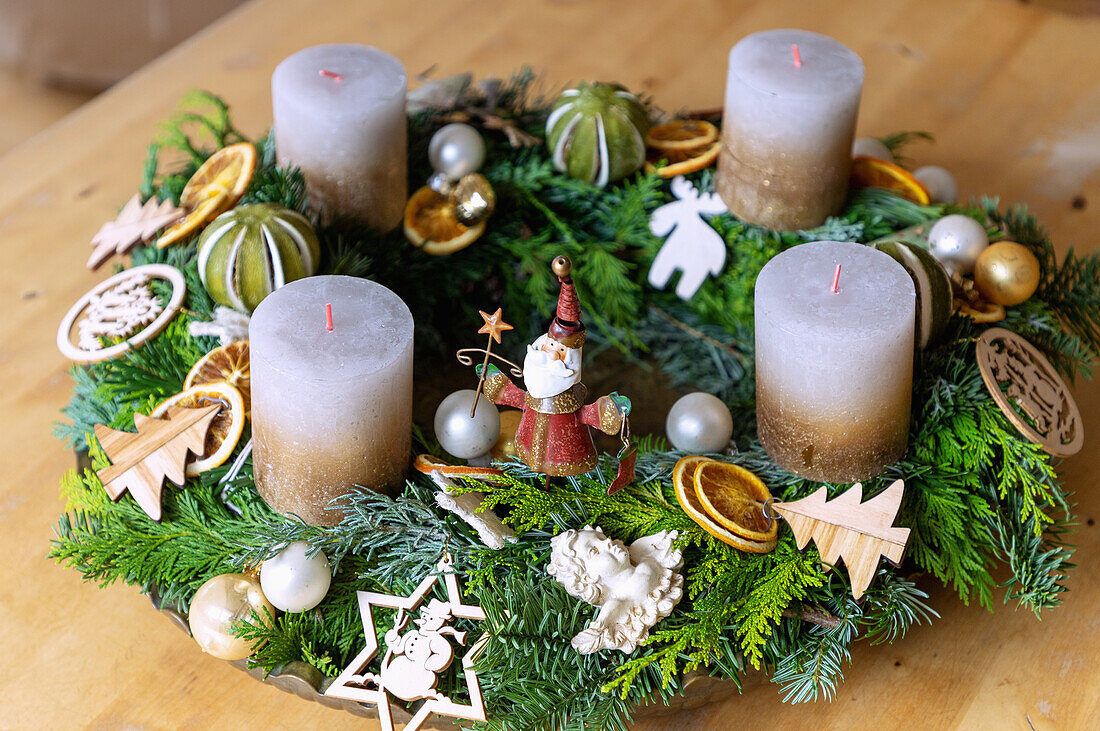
56, 264, 185, 362
773, 479, 911, 601
326, 555, 489, 731
94, 404, 220, 521
86, 194, 184, 270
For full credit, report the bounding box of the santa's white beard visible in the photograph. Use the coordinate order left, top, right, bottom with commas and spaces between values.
523, 338, 582, 399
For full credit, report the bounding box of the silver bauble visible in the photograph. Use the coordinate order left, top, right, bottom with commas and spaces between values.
913, 165, 958, 203
928, 214, 989, 276
434, 389, 501, 459
428, 123, 486, 181
666, 392, 734, 453
188, 573, 274, 661
259, 541, 332, 613
851, 137, 894, 162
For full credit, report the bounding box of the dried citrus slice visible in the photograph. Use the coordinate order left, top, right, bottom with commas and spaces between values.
151, 382, 245, 476
955, 297, 1006, 323
693, 460, 778, 544
673, 456, 776, 553
850, 155, 931, 205
157, 142, 257, 248
404, 185, 486, 255
645, 120, 719, 152
645, 141, 721, 179
185, 341, 251, 416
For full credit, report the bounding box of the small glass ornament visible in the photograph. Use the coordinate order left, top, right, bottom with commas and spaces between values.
928, 214, 989, 276
913, 165, 958, 203
259, 541, 332, 613
452, 173, 496, 227
435, 389, 501, 459
851, 137, 894, 162
666, 392, 734, 453
428, 123, 486, 181
188, 573, 273, 661
973, 241, 1041, 306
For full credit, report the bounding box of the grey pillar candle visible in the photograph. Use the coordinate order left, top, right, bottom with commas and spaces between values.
249, 275, 413, 525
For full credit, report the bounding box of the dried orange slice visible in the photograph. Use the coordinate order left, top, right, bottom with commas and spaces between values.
645, 141, 721, 179
673, 456, 776, 553
157, 142, 257, 248
850, 155, 931, 205
404, 185, 486, 255
185, 340, 251, 416
693, 460, 777, 545
646, 120, 718, 152
151, 382, 245, 476
955, 297, 1006, 323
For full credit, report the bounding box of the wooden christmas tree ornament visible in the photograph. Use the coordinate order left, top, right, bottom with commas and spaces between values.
773, 479, 911, 600
86, 194, 184, 270
94, 404, 220, 521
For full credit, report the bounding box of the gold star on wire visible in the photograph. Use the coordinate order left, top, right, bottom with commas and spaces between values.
477, 308, 513, 344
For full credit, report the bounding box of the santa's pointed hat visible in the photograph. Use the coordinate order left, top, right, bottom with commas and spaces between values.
548, 255, 586, 348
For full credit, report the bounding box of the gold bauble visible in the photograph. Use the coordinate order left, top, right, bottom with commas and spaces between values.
973, 241, 1040, 306
490, 409, 523, 460
451, 173, 496, 227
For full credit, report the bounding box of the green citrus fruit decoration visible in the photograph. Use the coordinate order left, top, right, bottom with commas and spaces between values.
196, 203, 320, 314
545, 82, 649, 188
875, 240, 954, 349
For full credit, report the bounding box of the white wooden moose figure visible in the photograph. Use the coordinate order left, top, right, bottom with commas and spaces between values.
647, 175, 729, 300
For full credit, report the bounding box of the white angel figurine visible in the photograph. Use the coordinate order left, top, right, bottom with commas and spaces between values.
547, 526, 684, 654
647, 175, 729, 300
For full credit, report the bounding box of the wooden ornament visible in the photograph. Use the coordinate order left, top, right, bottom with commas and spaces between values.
976, 327, 1084, 457
94, 404, 220, 521
57, 264, 185, 362
773, 479, 911, 601
648, 176, 728, 300
428, 470, 515, 550
325, 555, 489, 731
86, 194, 184, 270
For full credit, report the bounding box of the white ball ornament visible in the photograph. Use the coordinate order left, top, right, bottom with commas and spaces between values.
666, 392, 734, 453
928, 214, 989, 276
259, 541, 332, 613
434, 389, 501, 459
188, 573, 274, 661
913, 165, 958, 203
428, 123, 486, 181
852, 137, 894, 162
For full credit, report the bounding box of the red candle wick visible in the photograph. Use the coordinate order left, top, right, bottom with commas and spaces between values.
792, 44, 803, 68
319, 69, 343, 82
325, 303, 334, 331
831, 264, 842, 293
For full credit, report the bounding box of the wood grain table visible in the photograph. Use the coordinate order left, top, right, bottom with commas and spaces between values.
3, 0, 1099, 728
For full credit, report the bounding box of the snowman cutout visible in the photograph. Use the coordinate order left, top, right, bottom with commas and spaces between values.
647, 175, 729, 300
376, 598, 467, 702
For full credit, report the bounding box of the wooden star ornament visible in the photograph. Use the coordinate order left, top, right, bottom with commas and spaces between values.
325, 555, 489, 731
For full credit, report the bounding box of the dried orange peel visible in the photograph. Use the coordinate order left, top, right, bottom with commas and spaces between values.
645, 141, 721, 179
645, 120, 719, 152
955, 297, 1006, 323
413, 453, 505, 481
404, 185, 486, 255
849, 155, 931, 205
185, 340, 251, 416
673, 456, 777, 553
157, 142, 257, 248
151, 382, 245, 476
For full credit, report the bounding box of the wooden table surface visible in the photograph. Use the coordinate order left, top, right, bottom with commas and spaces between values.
4, 0, 1100, 728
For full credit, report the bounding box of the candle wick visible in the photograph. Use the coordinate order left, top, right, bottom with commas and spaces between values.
792, 44, 802, 68
831, 264, 842, 293
319, 69, 344, 82
325, 303, 334, 331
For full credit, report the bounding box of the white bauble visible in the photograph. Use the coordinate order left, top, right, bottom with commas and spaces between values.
434, 389, 501, 459
188, 573, 273, 661
913, 165, 958, 203
666, 393, 733, 453
928, 214, 989, 276
260, 541, 332, 613
428, 123, 486, 181
852, 137, 894, 162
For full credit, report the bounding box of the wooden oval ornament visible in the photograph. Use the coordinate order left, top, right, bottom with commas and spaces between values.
976, 327, 1084, 457
57, 263, 186, 363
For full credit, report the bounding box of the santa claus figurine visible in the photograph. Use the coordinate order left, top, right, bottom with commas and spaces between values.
476, 256, 631, 478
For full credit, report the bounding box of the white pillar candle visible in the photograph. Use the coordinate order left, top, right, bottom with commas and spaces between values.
717, 29, 864, 230
272, 44, 407, 231
755, 241, 914, 482
250, 275, 413, 525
